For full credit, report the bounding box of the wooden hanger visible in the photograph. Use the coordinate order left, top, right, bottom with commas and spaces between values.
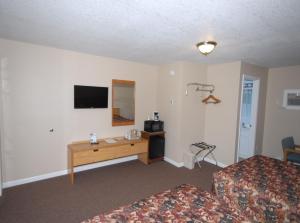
202, 94, 221, 104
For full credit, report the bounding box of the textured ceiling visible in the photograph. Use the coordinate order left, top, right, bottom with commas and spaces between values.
1, 0, 300, 68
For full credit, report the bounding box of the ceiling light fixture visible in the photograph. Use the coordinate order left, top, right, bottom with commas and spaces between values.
196, 41, 217, 56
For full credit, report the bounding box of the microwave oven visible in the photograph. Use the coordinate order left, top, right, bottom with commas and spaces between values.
144, 120, 164, 132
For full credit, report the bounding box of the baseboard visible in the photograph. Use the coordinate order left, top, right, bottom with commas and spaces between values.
3, 169, 69, 189
203, 157, 228, 168
238, 154, 249, 159
164, 157, 184, 168
3, 155, 138, 189
0, 193, 4, 205
163, 156, 227, 168
2, 155, 226, 189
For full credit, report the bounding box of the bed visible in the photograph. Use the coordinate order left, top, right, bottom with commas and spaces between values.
213, 155, 300, 223
82, 184, 250, 223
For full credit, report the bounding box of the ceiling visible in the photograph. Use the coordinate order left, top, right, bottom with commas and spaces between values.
1, 0, 300, 68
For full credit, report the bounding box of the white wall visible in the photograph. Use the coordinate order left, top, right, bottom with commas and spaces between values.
0, 39, 158, 183
157, 62, 207, 163
263, 65, 300, 159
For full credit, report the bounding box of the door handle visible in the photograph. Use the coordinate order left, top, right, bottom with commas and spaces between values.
242, 123, 252, 128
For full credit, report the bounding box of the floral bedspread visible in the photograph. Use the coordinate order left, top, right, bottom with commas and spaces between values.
82, 184, 250, 223
213, 155, 300, 223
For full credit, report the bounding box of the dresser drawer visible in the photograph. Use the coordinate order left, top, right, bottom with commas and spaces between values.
130, 141, 148, 153
73, 142, 147, 166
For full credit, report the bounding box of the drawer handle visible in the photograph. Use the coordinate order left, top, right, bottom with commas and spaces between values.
131, 144, 134, 146
93, 149, 99, 152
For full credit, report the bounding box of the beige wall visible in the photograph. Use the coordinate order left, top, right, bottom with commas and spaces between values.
157, 63, 182, 163
263, 65, 300, 159
239, 62, 268, 158
158, 61, 268, 167
204, 62, 242, 165
157, 62, 207, 163
0, 38, 275, 184
0, 57, 3, 195
0, 39, 158, 182
179, 62, 207, 157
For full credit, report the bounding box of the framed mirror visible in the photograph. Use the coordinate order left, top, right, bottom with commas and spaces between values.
112, 79, 135, 126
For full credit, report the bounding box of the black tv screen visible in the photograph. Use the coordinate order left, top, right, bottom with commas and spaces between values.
74, 85, 108, 108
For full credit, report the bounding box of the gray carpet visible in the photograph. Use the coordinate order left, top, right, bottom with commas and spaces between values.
0, 160, 220, 223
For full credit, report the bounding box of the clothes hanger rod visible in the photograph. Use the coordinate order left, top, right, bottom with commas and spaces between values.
185, 82, 215, 95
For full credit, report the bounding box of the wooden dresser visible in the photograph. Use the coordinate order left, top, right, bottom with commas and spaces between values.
68, 138, 148, 184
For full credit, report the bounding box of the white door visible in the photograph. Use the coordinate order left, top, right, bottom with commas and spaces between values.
238, 75, 260, 161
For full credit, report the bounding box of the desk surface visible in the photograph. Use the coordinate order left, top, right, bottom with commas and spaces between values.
68, 137, 146, 152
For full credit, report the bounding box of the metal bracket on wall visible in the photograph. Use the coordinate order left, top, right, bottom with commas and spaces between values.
185, 82, 215, 95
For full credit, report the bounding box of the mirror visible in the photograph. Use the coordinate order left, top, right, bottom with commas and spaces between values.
112, 79, 135, 126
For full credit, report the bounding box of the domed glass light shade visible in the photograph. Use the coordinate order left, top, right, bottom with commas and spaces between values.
196, 41, 217, 55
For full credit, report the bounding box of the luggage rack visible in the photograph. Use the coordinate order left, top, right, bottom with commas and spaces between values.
190, 142, 217, 167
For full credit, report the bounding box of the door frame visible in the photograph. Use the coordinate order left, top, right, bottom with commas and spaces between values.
236, 74, 260, 162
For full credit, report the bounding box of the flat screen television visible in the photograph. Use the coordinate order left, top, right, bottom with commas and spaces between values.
74, 85, 108, 108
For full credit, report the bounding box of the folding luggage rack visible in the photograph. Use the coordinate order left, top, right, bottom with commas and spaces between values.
190, 142, 218, 167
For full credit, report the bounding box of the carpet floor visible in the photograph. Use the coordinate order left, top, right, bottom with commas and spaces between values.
0, 160, 220, 223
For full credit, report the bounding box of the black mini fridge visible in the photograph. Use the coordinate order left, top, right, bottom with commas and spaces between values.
149, 135, 165, 160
